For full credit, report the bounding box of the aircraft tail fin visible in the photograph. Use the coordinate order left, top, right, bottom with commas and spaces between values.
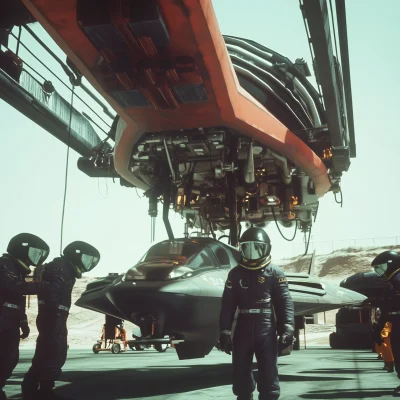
308, 250, 316, 275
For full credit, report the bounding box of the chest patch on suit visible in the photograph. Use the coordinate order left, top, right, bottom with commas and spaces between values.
6, 271, 18, 280
278, 277, 287, 283
239, 279, 249, 289
257, 276, 265, 283
256, 298, 270, 304
225, 280, 232, 289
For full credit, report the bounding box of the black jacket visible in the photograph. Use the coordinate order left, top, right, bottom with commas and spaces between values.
0, 254, 45, 324
36, 257, 76, 315
375, 280, 400, 332
219, 262, 294, 335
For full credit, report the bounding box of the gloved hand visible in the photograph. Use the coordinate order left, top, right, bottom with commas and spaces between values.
278, 324, 294, 356
20, 323, 30, 339
218, 331, 233, 355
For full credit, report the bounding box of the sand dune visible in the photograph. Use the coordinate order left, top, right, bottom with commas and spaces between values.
277, 244, 400, 284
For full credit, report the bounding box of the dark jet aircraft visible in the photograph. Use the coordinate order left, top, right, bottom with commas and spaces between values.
76, 237, 367, 360
326, 271, 386, 349
340, 271, 387, 306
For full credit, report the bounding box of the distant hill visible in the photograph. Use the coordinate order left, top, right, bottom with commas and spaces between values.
277, 245, 400, 284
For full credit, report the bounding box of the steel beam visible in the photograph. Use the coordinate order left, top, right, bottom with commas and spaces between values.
302, 0, 351, 172
336, 0, 356, 158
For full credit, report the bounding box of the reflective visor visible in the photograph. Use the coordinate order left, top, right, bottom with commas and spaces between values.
80, 254, 100, 272
28, 247, 49, 266
374, 263, 388, 276
239, 241, 269, 261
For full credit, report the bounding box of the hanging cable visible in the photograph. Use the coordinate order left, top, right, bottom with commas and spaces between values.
334, 186, 343, 207
271, 207, 298, 241
22, 25, 115, 120
135, 187, 145, 199
97, 178, 108, 199
3, 41, 47, 82
327, 174, 343, 208
9, 32, 111, 129
60, 86, 75, 254
208, 221, 216, 239
218, 234, 230, 242
16, 27, 22, 56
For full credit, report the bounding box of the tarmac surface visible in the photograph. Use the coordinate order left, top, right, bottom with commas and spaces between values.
4, 346, 399, 399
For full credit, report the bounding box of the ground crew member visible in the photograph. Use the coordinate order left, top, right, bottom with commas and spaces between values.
375, 322, 394, 372
371, 250, 400, 396
0, 233, 50, 400
21, 241, 100, 399
219, 227, 294, 400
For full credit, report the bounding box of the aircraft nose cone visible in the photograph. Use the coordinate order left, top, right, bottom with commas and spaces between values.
335, 287, 367, 305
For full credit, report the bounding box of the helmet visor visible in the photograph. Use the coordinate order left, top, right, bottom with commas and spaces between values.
239, 241, 270, 261
80, 254, 100, 272
374, 263, 388, 277
28, 247, 49, 266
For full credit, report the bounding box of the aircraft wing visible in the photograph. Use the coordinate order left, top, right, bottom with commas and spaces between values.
73, 238, 367, 360
340, 271, 387, 306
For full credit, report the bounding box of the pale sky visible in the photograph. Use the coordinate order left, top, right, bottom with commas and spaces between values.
1, 0, 399, 276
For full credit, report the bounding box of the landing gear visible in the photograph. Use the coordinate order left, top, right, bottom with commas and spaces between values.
92, 315, 128, 354
111, 343, 121, 354
132, 344, 146, 351
92, 343, 101, 354
155, 343, 168, 352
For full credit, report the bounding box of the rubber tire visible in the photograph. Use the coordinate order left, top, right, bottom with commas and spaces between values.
329, 333, 343, 349
155, 343, 168, 352
92, 343, 101, 354
111, 343, 121, 354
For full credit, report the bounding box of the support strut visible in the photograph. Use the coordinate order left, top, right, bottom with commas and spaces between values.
227, 174, 238, 246
148, 194, 158, 242
163, 187, 174, 240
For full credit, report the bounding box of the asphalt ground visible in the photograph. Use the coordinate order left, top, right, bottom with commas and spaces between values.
4, 346, 398, 399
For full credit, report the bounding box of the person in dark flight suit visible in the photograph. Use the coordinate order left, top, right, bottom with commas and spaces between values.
219, 227, 294, 400
372, 250, 400, 397
0, 233, 50, 400
21, 241, 100, 400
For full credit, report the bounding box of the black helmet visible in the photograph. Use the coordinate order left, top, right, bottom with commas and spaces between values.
63, 241, 100, 277
372, 251, 400, 281
238, 227, 272, 270
7, 233, 50, 269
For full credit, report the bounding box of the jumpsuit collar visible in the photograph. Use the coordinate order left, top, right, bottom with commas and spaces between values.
239, 255, 272, 270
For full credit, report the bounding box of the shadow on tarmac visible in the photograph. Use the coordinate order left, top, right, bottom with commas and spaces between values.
299, 368, 380, 374
299, 389, 394, 399
8, 363, 352, 400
